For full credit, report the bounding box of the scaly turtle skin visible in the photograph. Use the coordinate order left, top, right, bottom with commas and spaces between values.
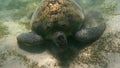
17, 0, 106, 48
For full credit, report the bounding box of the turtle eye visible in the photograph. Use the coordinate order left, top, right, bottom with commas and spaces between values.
58, 21, 66, 26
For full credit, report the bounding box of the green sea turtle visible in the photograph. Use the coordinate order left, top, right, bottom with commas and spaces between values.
17, 0, 106, 48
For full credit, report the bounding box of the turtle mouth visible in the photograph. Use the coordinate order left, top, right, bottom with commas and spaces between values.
53, 31, 68, 48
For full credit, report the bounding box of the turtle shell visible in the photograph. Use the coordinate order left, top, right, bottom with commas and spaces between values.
30, 0, 85, 39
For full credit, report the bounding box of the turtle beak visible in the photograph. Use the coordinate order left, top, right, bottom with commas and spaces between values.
53, 31, 68, 48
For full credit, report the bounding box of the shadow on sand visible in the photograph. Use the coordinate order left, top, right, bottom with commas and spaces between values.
18, 36, 95, 68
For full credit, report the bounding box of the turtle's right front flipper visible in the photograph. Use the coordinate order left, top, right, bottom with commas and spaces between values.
17, 32, 43, 46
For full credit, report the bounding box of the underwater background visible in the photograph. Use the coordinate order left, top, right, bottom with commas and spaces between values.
0, 0, 120, 68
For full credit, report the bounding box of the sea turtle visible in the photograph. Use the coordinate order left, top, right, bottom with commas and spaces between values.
17, 0, 106, 48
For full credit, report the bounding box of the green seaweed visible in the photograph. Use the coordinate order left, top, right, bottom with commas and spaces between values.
0, 50, 39, 68
0, 23, 9, 38
11, 0, 39, 19
35, 0, 83, 24
101, 1, 117, 15
17, 17, 31, 30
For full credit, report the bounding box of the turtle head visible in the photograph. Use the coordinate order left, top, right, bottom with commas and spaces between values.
53, 31, 68, 49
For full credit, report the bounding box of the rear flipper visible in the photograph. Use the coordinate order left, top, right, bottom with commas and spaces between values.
75, 23, 106, 43
17, 32, 43, 46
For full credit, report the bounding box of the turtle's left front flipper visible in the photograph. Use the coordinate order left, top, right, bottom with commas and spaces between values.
75, 23, 106, 43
